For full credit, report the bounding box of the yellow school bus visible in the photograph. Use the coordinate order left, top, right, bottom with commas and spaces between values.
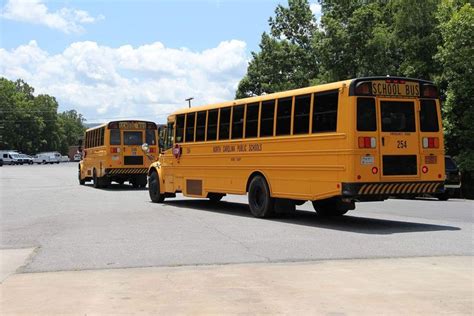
79, 120, 159, 188
146, 77, 445, 217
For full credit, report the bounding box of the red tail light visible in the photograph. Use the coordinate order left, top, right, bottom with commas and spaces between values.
110, 147, 120, 153
149, 147, 156, 153
422, 137, 439, 148
358, 137, 376, 148
422, 166, 429, 173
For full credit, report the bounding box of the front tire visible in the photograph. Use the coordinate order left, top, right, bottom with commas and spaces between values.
78, 167, 85, 185
248, 175, 274, 218
149, 171, 165, 202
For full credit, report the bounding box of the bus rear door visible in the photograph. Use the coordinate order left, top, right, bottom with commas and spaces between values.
378, 98, 420, 180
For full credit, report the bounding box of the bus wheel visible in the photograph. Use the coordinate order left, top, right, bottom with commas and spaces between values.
93, 170, 101, 188
78, 167, 85, 185
312, 198, 351, 217
248, 175, 274, 218
149, 171, 165, 203
208, 193, 224, 202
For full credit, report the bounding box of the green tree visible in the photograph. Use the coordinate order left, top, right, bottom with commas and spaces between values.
0, 77, 86, 155
435, 2, 474, 196
236, 0, 319, 98
58, 110, 86, 154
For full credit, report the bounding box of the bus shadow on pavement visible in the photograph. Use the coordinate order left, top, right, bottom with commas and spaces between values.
164, 199, 460, 235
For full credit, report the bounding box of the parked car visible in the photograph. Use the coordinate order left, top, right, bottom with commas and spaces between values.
61, 155, 70, 162
436, 156, 461, 201
19, 154, 34, 165
73, 153, 82, 161
0, 158, 3, 166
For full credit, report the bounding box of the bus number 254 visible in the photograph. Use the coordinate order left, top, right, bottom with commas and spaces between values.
397, 140, 407, 148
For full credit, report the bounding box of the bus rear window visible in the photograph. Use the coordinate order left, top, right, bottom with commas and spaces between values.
420, 100, 439, 132
357, 98, 376, 131
381, 101, 415, 132
123, 131, 142, 145
110, 129, 121, 145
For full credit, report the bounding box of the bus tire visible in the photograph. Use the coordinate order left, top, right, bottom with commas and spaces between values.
149, 171, 165, 203
78, 167, 85, 185
248, 175, 274, 218
93, 169, 101, 188
312, 198, 350, 216
208, 193, 224, 202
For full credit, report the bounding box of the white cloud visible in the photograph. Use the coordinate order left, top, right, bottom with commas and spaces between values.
0, 0, 103, 34
0, 40, 248, 123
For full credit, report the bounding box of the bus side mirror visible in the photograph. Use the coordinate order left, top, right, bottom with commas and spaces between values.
78, 139, 83, 153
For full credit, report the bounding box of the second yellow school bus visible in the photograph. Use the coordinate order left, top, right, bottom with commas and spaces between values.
79, 120, 159, 188
147, 77, 445, 217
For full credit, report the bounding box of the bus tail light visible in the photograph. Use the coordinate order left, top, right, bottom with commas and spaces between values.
149, 147, 156, 153
371, 167, 378, 174
422, 137, 439, 148
358, 137, 376, 148
110, 147, 120, 154
422, 166, 429, 173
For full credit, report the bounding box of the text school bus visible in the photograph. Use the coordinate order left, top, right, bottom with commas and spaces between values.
146, 77, 445, 217
79, 120, 158, 188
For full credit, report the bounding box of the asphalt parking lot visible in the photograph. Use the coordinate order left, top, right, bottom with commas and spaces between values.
1, 163, 472, 272
1, 163, 473, 314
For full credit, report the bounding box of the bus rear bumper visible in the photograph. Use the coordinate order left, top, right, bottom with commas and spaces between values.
105, 168, 148, 175
342, 181, 444, 199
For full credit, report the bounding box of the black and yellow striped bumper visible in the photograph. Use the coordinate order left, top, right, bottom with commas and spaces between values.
342, 181, 444, 197
105, 168, 148, 175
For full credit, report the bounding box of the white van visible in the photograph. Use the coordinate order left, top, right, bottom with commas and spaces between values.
33, 153, 55, 164
0, 151, 22, 165
34, 152, 61, 164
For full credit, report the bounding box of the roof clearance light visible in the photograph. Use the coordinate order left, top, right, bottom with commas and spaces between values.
355, 82, 371, 95
422, 85, 438, 98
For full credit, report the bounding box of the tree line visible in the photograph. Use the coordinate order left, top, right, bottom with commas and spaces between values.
0, 78, 85, 156
236, 0, 473, 197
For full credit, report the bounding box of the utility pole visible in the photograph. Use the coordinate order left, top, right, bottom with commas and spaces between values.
185, 97, 194, 108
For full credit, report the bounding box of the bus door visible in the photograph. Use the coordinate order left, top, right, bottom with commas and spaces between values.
377, 98, 420, 180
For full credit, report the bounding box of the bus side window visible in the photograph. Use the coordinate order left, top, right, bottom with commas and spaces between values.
176, 115, 185, 143
231, 105, 244, 139
245, 103, 259, 138
146, 129, 156, 146
185, 112, 196, 142
293, 94, 311, 134
219, 107, 231, 140
195, 111, 206, 142
420, 99, 439, 132
313, 90, 338, 133
260, 100, 275, 137
207, 109, 218, 141
276, 97, 292, 136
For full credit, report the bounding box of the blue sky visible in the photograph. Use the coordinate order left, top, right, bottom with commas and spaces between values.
0, 0, 321, 123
